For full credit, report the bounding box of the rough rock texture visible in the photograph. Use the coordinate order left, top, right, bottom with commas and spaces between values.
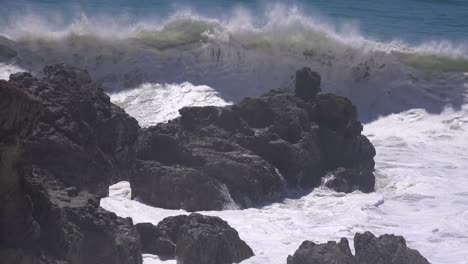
322, 167, 375, 193
0, 80, 41, 252
354, 232, 430, 264
136, 222, 175, 256
287, 239, 356, 264
1, 68, 143, 264
287, 232, 430, 264
132, 67, 376, 211
24, 169, 143, 264
135, 214, 254, 264
295, 67, 321, 101
9, 64, 140, 197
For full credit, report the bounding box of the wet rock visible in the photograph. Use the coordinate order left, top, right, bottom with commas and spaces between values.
295, 67, 321, 101
287, 239, 356, 264
24, 168, 143, 264
354, 232, 430, 264
287, 232, 430, 264
131, 160, 232, 211
139, 214, 254, 264
1, 70, 143, 264
132, 69, 375, 210
135, 223, 175, 256
9, 64, 140, 197
0, 80, 41, 249
176, 214, 254, 264
323, 167, 375, 193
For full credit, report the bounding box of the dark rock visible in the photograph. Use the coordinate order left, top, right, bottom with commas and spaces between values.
322, 167, 375, 193
9, 64, 140, 197
354, 232, 430, 264
132, 69, 375, 210
176, 214, 254, 264
131, 160, 232, 211
136, 214, 254, 264
24, 168, 143, 264
142, 214, 254, 264
1, 71, 143, 264
0, 80, 42, 249
287, 239, 356, 264
135, 223, 175, 256
287, 232, 430, 264
295, 67, 321, 101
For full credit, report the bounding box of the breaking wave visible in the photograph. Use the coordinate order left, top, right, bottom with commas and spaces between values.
1, 4, 467, 120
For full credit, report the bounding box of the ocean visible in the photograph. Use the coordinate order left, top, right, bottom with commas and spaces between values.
1, 0, 468, 263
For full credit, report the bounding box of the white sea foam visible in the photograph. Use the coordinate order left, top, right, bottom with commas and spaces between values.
101, 93, 468, 264
110, 82, 231, 127
0, 63, 25, 80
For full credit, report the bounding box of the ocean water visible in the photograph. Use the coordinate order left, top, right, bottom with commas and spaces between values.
1, 0, 468, 263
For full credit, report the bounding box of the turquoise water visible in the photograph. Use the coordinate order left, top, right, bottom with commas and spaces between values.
1, 0, 467, 44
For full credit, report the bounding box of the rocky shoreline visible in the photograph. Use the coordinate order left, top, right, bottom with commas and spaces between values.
0, 64, 429, 263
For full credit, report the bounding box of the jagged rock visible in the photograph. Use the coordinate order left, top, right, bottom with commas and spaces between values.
322, 167, 375, 193
135, 223, 175, 256
295, 67, 321, 101
176, 214, 254, 264
1, 71, 143, 264
132, 160, 232, 211
287, 239, 356, 264
0, 80, 41, 249
136, 214, 254, 264
354, 232, 430, 264
9, 64, 140, 197
24, 168, 143, 264
287, 232, 430, 264
132, 68, 375, 210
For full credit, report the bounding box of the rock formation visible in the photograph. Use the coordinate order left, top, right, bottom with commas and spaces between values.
287, 231, 431, 264
131, 67, 376, 211
1, 66, 143, 264
0, 80, 42, 262
135, 214, 254, 264
10, 64, 140, 197
1, 64, 381, 264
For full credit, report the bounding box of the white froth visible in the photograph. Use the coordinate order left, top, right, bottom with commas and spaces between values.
110, 82, 231, 127
101, 103, 468, 264
0, 63, 25, 80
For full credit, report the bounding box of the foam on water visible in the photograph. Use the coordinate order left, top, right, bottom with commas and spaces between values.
101, 104, 468, 264
110, 82, 230, 127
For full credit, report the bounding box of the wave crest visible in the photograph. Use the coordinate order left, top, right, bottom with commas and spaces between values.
1, 4, 467, 120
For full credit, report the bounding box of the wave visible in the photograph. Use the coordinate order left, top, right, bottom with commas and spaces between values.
1, 4, 467, 120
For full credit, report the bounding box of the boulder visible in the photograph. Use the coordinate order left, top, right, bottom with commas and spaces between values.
135, 223, 175, 256
322, 167, 375, 193
132, 68, 375, 211
131, 160, 233, 211
136, 214, 254, 264
287, 239, 356, 264
176, 214, 254, 264
9, 64, 140, 197
287, 232, 430, 264
354, 232, 430, 264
